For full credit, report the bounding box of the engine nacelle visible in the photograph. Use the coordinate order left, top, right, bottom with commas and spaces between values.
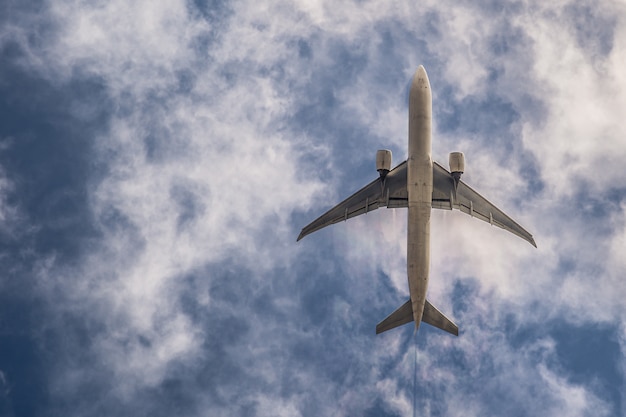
449, 152, 465, 186
449, 152, 465, 173
376, 149, 392, 180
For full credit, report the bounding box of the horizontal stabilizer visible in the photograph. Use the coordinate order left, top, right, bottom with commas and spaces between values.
422, 300, 459, 336
376, 300, 413, 334
376, 299, 459, 336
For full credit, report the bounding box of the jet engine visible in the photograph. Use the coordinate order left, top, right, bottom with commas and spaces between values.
449, 152, 465, 187
376, 149, 392, 180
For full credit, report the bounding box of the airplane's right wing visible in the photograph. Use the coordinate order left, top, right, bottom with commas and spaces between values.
297, 161, 408, 241
432, 162, 536, 247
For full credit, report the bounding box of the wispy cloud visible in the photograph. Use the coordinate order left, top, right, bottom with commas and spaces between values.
0, 0, 625, 415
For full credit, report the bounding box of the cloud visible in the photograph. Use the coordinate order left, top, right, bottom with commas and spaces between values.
31, 0, 330, 400
0, 140, 19, 238
0, 0, 625, 416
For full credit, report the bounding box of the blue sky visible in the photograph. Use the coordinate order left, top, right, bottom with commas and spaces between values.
1, 0, 625, 416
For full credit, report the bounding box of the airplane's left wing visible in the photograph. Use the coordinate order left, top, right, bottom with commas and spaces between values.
297, 161, 408, 241
432, 161, 536, 247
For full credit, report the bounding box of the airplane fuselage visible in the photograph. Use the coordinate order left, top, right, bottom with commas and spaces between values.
407, 66, 433, 328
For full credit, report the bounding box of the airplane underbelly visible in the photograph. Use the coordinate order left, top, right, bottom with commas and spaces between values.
407, 65, 433, 328
407, 120, 432, 326
407, 203, 430, 324
407, 162, 432, 324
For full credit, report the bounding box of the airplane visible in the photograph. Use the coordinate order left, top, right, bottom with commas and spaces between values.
297, 66, 536, 336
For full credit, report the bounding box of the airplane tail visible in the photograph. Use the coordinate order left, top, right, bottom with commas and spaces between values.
376, 299, 459, 336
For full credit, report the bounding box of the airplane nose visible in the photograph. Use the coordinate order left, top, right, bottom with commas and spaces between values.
410, 65, 430, 95
414, 66, 429, 86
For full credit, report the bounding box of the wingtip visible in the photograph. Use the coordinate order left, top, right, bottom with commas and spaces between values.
530, 237, 537, 248
296, 231, 304, 242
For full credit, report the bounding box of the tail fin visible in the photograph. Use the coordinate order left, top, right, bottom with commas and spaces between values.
376, 299, 459, 336
422, 300, 459, 336
376, 300, 413, 334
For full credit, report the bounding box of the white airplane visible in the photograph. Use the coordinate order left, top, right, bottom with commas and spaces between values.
297, 66, 536, 336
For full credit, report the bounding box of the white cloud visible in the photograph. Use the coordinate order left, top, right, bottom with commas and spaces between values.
520, 2, 626, 198
11, 0, 327, 399
3, 0, 626, 415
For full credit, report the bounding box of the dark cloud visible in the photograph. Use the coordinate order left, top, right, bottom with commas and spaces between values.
552, 324, 622, 412
0, 48, 108, 257
0, 35, 112, 416
564, 1, 617, 60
